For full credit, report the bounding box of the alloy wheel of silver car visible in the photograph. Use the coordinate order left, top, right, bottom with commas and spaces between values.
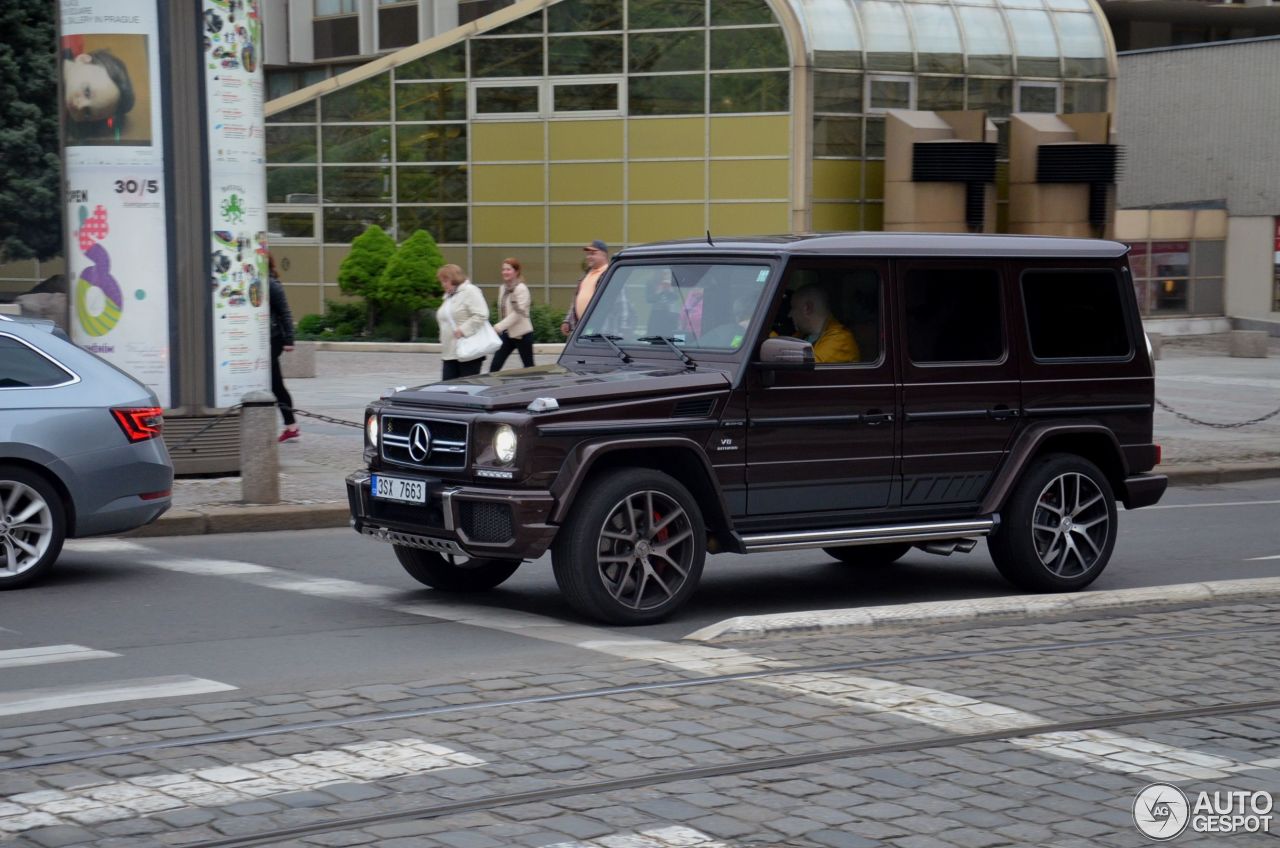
0, 479, 56, 579
1030, 471, 1111, 578
595, 489, 696, 612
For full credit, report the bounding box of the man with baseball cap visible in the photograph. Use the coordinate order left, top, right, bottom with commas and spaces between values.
561, 239, 610, 337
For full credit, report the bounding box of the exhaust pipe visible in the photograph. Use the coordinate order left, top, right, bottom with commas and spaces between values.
920, 537, 979, 556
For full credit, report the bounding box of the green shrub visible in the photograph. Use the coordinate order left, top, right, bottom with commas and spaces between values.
372, 229, 445, 339
295, 299, 368, 340
530, 302, 564, 343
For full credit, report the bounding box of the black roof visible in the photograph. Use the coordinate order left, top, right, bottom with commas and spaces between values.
617, 232, 1129, 260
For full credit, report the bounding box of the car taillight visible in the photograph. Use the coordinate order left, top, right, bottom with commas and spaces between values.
1153, 444, 1162, 466
112, 407, 164, 442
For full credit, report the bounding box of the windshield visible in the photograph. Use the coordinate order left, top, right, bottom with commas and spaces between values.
577, 262, 773, 352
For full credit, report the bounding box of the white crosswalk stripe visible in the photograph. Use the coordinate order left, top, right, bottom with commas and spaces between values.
0, 676, 238, 718
0, 645, 119, 670
0, 738, 485, 833
545, 826, 732, 847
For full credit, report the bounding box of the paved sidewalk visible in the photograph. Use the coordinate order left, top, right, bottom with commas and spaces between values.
152, 335, 1280, 531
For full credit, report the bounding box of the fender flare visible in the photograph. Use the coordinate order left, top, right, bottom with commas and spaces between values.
980, 422, 1127, 515
549, 435, 732, 530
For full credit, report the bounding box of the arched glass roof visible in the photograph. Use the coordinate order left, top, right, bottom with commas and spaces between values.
784, 0, 1112, 77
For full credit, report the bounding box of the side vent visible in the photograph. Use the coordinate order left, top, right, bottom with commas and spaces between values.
911, 141, 998, 231
672, 397, 715, 418
1035, 143, 1124, 229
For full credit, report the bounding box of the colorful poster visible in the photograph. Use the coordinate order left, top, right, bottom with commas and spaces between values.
61, 0, 171, 406
204, 0, 270, 407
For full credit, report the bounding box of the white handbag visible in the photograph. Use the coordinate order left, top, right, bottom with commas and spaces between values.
455, 321, 502, 361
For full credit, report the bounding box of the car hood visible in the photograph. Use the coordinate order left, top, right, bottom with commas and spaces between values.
384, 363, 731, 412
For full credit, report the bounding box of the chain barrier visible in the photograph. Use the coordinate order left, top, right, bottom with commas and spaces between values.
1155, 398, 1280, 430
289, 408, 363, 429
165, 404, 243, 453
164, 405, 361, 454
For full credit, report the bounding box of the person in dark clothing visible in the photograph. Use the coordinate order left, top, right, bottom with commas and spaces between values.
267, 256, 299, 442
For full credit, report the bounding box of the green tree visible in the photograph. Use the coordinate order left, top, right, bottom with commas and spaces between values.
336, 224, 395, 333
372, 229, 444, 340
0, 3, 60, 261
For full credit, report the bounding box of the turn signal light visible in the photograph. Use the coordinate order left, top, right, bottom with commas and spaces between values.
112, 407, 164, 442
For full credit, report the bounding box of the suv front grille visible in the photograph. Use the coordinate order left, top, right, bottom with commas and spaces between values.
381, 415, 468, 470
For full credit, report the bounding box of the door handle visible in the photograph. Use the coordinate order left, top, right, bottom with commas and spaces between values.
988, 405, 1021, 421
862, 410, 894, 426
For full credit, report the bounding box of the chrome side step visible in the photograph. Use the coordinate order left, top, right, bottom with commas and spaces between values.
741, 518, 997, 554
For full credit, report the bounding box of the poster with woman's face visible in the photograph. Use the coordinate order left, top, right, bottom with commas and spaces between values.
62, 33, 152, 147
60, 1, 163, 166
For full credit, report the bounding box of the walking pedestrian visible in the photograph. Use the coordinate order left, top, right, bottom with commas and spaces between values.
560, 239, 610, 337
490, 257, 535, 372
436, 263, 491, 380
267, 255, 299, 442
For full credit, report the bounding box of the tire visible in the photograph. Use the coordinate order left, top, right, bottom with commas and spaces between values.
988, 454, 1117, 592
393, 546, 520, 592
0, 466, 66, 590
552, 468, 706, 625
824, 543, 912, 567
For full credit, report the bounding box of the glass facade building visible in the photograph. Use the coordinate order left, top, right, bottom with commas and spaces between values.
264, 0, 1115, 315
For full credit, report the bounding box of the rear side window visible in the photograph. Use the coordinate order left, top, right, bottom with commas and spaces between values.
904, 267, 1004, 363
1022, 270, 1132, 359
0, 334, 76, 388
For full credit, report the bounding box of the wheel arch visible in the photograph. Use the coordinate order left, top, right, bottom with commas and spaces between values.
550, 437, 734, 545
0, 455, 78, 535
982, 424, 1127, 515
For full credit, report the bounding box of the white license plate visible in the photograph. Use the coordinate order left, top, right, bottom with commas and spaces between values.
371, 474, 427, 504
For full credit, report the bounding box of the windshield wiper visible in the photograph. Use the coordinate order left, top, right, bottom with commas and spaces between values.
638, 335, 696, 370
579, 332, 632, 364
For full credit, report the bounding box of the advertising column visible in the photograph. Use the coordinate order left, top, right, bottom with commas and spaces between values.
60, 0, 171, 406
203, 0, 270, 407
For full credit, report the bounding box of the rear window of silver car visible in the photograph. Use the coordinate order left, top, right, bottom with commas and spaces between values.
0, 334, 79, 389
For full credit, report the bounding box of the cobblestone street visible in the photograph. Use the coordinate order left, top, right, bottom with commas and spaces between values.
3, 598, 1277, 847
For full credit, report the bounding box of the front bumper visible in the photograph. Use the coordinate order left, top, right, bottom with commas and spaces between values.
346, 469, 559, 560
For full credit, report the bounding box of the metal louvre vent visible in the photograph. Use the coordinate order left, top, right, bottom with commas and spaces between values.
911, 142, 998, 184
1036, 144, 1122, 184
912, 142, 998, 231
381, 415, 468, 470
459, 502, 513, 543
672, 397, 715, 418
1036, 144, 1123, 228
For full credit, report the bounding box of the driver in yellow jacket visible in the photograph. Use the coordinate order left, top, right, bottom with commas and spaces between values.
788, 284, 859, 364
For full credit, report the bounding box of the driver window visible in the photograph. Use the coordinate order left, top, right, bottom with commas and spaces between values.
774, 265, 882, 365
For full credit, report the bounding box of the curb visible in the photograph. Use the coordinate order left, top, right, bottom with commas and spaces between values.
683, 577, 1280, 643
1159, 462, 1280, 486
125, 504, 350, 538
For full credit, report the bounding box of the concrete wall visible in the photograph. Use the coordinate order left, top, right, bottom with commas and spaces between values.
1224, 216, 1278, 320
1117, 38, 1280, 215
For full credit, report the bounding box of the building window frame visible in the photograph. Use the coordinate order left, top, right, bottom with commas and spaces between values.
267, 207, 321, 242
550, 76, 625, 117
470, 79, 543, 119
1014, 80, 1062, 114
865, 73, 915, 114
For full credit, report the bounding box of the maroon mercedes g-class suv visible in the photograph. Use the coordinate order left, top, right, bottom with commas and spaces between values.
347, 233, 1166, 624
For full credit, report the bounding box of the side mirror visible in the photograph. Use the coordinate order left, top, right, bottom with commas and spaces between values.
757, 337, 815, 370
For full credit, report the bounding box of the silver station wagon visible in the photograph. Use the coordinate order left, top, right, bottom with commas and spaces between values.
0, 315, 172, 588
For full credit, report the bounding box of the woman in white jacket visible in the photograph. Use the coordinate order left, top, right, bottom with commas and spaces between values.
436, 263, 490, 380
490, 257, 535, 372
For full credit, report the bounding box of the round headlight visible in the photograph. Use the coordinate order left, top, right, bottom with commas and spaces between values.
493, 424, 517, 464
366, 414, 379, 448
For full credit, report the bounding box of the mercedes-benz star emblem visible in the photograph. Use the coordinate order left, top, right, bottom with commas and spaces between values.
408, 422, 432, 462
